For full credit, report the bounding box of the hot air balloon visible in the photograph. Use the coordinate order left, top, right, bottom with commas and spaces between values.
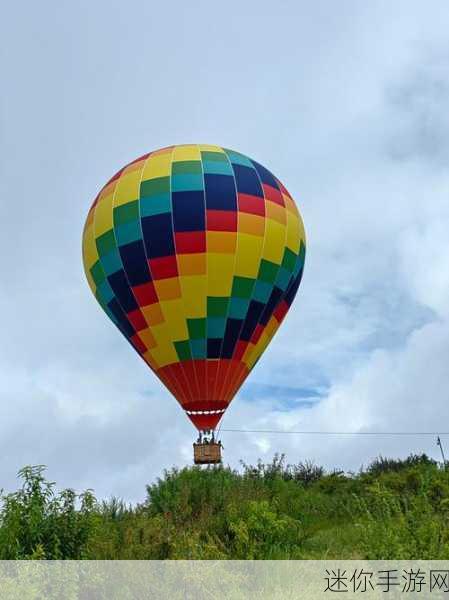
82, 145, 306, 463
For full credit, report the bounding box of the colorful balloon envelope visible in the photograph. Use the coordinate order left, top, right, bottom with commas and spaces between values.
82, 145, 306, 432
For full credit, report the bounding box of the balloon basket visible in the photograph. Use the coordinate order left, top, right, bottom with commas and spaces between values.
193, 441, 222, 465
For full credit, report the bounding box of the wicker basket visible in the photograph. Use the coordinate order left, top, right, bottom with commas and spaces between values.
193, 442, 222, 465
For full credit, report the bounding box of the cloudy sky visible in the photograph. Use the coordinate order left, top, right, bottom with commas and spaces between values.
1, 1, 449, 501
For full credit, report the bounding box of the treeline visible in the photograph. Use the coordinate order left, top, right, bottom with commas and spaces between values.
0, 454, 448, 559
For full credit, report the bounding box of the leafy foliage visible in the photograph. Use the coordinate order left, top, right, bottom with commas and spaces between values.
0, 466, 96, 559
0, 454, 448, 559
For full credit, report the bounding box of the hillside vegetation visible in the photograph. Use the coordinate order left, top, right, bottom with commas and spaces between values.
0, 454, 448, 559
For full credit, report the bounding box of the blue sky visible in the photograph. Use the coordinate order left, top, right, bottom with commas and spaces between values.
1, 1, 449, 500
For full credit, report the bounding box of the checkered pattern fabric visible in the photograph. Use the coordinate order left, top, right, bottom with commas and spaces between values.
82, 145, 306, 430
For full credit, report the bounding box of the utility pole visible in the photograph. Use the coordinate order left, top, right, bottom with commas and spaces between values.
437, 436, 447, 468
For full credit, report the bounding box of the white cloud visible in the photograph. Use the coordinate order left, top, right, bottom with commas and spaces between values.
221, 319, 449, 473
398, 219, 449, 318
0, 1, 448, 500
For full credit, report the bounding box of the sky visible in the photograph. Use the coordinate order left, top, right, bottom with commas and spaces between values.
1, 1, 449, 501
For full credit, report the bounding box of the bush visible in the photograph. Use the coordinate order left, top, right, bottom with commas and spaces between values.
0, 466, 96, 559
0, 455, 448, 559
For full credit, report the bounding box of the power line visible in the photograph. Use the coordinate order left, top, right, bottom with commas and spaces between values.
221, 428, 449, 436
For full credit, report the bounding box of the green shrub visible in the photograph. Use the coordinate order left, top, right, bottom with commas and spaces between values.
0, 466, 96, 559
0, 455, 448, 559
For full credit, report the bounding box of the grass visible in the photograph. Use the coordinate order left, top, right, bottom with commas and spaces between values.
0, 454, 448, 559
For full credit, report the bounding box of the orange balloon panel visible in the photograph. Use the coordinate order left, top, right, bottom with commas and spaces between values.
82, 145, 306, 430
